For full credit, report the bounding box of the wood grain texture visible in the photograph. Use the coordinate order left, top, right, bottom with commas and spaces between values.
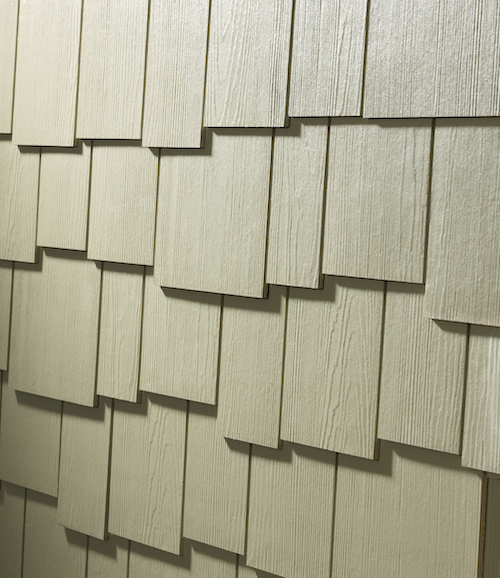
88, 145, 159, 266
129, 540, 237, 578
142, 0, 210, 148
0, 260, 13, 370
484, 476, 500, 578
37, 141, 92, 251
57, 398, 113, 539
140, 271, 221, 404
76, 0, 148, 139
0, 482, 25, 578
378, 284, 467, 454
23, 491, 87, 578
108, 393, 187, 554
155, 129, 272, 297
217, 285, 287, 448
266, 119, 328, 289
0, 138, 40, 263
288, 0, 368, 117
97, 263, 144, 402
9, 249, 101, 406
0, 0, 19, 133
0, 379, 61, 497
332, 442, 483, 578
246, 442, 336, 578
204, 0, 293, 128
322, 119, 432, 283
364, 0, 500, 117
424, 120, 500, 326
462, 326, 500, 474
12, 0, 82, 146
184, 404, 250, 554
238, 557, 280, 578
281, 276, 384, 459
88, 535, 129, 578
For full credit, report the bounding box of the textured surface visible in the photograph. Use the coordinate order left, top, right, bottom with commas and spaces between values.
143, 0, 210, 148
37, 142, 92, 252
0, 0, 18, 133
204, 0, 293, 127
0, 482, 25, 578
13, 0, 82, 146
281, 276, 384, 459
88, 145, 159, 266
88, 536, 129, 578
0, 260, 13, 370
323, 119, 432, 283
364, 0, 500, 118
9, 250, 101, 406
76, 0, 148, 139
289, 0, 368, 117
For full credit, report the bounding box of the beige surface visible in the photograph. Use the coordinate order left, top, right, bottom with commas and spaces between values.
332, 442, 484, 578
288, 0, 368, 117
9, 250, 101, 406
88, 536, 129, 578
0, 378, 61, 497
0, 0, 19, 133
266, 119, 328, 289
204, 0, 293, 127
0, 261, 13, 370
155, 130, 272, 297
322, 119, 432, 283
57, 398, 113, 539
108, 393, 187, 554
246, 442, 336, 578
281, 276, 384, 459
0, 482, 25, 578
218, 286, 287, 448
97, 263, 144, 402
142, 0, 210, 148
425, 120, 500, 326
364, 0, 500, 117
378, 284, 467, 454
76, 0, 148, 139
12, 0, 82, 146
184, 404, 249, 554
0, 138, 39, 263
140, 272, 221, 404
37, 141, 92, 251
87, 145, 159, 266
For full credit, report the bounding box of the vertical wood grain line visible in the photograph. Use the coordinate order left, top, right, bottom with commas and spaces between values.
179, 400, 190, 553
140, 0, 153, 139
277, 287, 290, 443
73, 0, 86, 141
85, 143, 95, 250
10, 0, 21, 132
284, 0, 296, 119
200, 0, 213, 134
214, 294, 224, 406
421, 119, 436, 284
458, 324, 472, 456
359, 0, 371, 117
373, 281, 388, 446
317, 118, 331, 283
263, 130, 276, 289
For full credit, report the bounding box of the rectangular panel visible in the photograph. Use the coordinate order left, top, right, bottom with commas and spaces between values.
0, 261, 13, 370
364, 0, 500, 117
108, 393, 187, 554
424, 120, 500, 326
0, 379, 61, 497
281, 276, 384, 459
97, 263, 144, 402
76, 0, 148, 139
0, 138, 40, 263
88, 145, 159, 266
24, 491, 87, 578
246, 443, 336, 578
266, 119, 328, 289
9, 249, 101, 406
140, 272, 220, 405
88, 536, 129, 578
288, 0, 368, 117
204, 0, 293, 127
462, 326, 500, 474
37, 141, 92, 251
218, 286, 287, 448
129, 541, 237, 578
57, 398, 113, 539
378, 284, 467, 454
142, 0, 210, 148
484, 476, 500, 578
332, 442, 483, 578
322, 120, 432, 283
13, 0, 82, 146
184, 404, 249, 554
0, 482, 25, 578
155, 129, 272, 297
0, 0, 19, 133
